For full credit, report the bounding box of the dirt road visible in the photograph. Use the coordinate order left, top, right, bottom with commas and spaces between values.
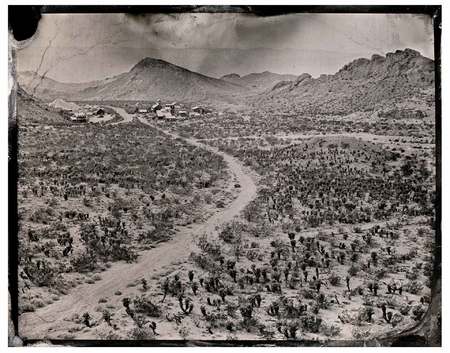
109, 106, 133, 125
19, 114, 257, 340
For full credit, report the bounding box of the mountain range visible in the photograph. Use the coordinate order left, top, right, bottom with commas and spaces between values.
251, 48, 435, 115
17, 48, 435, 115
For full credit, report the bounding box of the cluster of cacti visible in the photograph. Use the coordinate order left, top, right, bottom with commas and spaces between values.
122, 295, 161, 318
276, 320, 299, 339
267, 301, 280, 317
367, 281, 379, 296
166, 312, 184, 324
250, 294, 262, 308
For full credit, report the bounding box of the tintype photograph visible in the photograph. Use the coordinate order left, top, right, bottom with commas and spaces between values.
8, 5, 441, 347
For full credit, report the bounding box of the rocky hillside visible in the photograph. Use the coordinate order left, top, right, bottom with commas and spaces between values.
221, 71, 297, 93
15, 85, 66, 125
252, 48, 435, 115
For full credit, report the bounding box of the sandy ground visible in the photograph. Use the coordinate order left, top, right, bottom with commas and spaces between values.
19, 112, 258, 340
89, 113, 114, 124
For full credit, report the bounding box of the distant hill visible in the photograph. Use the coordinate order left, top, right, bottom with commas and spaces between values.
221, 71, 297, 93
252, 48, 435, 115
19, 58, 246, 105
49, 98, 80, 111
77, 57, 247, 104
17, 71, 107, 102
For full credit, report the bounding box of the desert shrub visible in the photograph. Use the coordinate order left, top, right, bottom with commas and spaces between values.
328, 273, 341, 286
23, 258, 58, 287
405, 280, 424, 295
29, 207, 56, 224
70, 250, 97, 273
390, 313, 404, 327
219, 221, 244, 244
348, 264, 359, 277
406, 270, 419, 281
129, 327, 155, 340
357, 306, 375, 323
133, 295, 161, 317
375, 268, 387, 279
320, 322, 342, 337
412, 305, 426, 321
352, 327, 372, 340
301, 315, 322, 333
190, 252, 220, 272
399, 304, 411, 316
301, 288, 316, 300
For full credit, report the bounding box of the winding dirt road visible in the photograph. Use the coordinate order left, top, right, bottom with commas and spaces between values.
19, 111, 257, 340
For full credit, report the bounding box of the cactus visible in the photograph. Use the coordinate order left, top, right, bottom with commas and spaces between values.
122, 297, 131, 309
240, 304, 253, 320
102, 309, 112, 326
191, 281, 199, 295
200, 305, 210, 318
148, 321, 158, 335
219, 288, 227, 302
290, 239, 296, 252
229, 269, 237, 282
82, 312, 92, 327
250, 294, 262, 308
381, 303, 392, 323
179, 296, 194, 315
277, 321, 299, 339
161, 278, 169, 303
207, 296, 221, 307
141, 278, 148, 291
267, 301, 280, 316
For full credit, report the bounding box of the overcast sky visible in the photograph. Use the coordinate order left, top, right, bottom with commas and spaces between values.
16, 12, 434, 83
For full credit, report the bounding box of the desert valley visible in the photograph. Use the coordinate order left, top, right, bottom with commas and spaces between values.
14, 45, 437, 343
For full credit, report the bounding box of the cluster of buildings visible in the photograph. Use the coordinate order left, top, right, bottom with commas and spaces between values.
134, 100, 210, 120
68, 106, 106, 123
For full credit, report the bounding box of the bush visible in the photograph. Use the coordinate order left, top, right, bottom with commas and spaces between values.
320, 322, 341, 337
301, 315, 322, 333
405, 280, 424, 295
328, 273, 341, 286
133, 295, 161, 317
129, 327, 155, 340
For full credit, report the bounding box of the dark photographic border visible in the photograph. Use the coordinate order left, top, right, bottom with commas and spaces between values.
8, 4, 442, 347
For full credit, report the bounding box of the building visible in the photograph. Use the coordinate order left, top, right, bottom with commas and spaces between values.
152, 101, 162, 112
178, 110, 188, 118
191, 106, 205, 114
165, 103, 176, 115
71, 111, 87, 122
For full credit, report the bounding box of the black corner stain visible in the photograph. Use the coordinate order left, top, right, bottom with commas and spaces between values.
391, 335, 427, 347
8, 6, 42, 41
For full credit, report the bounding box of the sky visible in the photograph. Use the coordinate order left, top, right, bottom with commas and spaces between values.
15, 12, 435, 83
